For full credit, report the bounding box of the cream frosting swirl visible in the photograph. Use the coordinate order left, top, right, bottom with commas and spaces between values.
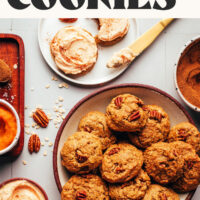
51, 26, 98, 75
0, 180, 46, 200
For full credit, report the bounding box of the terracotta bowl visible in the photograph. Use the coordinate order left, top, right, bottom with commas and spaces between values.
53, 83, 195, 200
0, 177, 48, 199
0, 99, 21, 155
174, 36, 200, 112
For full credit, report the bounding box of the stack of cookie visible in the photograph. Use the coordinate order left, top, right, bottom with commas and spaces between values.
60, 93, 200, 200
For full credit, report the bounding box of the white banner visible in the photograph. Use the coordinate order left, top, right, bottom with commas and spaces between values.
0, 0, 199, 18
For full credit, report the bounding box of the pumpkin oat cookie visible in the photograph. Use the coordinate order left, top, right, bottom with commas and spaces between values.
79, 111, 116, 150
61, 174, 109, 200
143, 184, 180, 200
106, 94, 147, 132
109, 169, 151, 200
61, 131, 103, 174
144, 142, 184, 185
101, 143, 143, 183
129, 105, 170, 149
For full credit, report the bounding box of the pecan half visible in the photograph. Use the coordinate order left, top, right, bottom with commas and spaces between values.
75, 150, 88, 163
108, 147, 120, 156
149, 110, 163, 122
178, 129, 187, 140
76, 190, 87, 200
114, 97, 123, 108
33, 109, 49, 128
116, 167, 125, 174
28, 134, 41, 154
84, 126, 92, 133
128, 111, 140, 122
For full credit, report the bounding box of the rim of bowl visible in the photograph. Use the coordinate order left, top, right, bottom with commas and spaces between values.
0, 99, 21, 155
53, 83, 195, 194
174, 35, 200, 112
0, 177, 48, 200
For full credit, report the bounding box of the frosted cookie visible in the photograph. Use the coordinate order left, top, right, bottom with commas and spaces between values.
101, 143, 143, 183
51, 26, 98, 75
97, 18, 130, 45
61, 174, 109, 200
61, 131, 102, 174
79, 111, 116, 150
129, 105, 170, 149
106, 94, 147, 132
109, 169, 151, 200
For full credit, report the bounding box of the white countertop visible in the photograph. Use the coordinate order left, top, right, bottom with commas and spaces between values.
0, 18, 200, 200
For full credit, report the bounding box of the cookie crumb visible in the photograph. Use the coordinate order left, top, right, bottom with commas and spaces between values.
43, 151, 47, 156
22, 160, 27, 165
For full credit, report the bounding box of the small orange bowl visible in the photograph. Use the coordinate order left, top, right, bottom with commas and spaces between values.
0, 99, 21, 155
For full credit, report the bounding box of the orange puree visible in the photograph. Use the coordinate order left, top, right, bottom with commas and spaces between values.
0, 105, 17, 151
177, 40, 200, 108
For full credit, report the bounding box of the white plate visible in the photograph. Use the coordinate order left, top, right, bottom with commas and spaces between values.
38, 19, 138, 86
53, 84, 194, 199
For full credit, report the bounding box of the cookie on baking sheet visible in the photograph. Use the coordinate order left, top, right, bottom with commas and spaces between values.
97, 18, 130, 46
61, 131, 102, 174
129, 105, 170, 149
144, 142, 184, 185
61, 174, 109, 200
143, 184, 180, 200
101, 143, 143, 183
109, 169, 151, 200
170, 141, 200, 193
78, 111, 116, 150
106, 94, 147, 132
168, 122, 200, 156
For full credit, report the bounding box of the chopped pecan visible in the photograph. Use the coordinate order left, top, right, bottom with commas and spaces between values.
28, 134, 41, 154
33, 109, 49, 128
149, 110, 163, 122
108, 147, 120, 156
142, 106, 149, 111
128, 111, 140, 122
178, 129, 187, 140
160, 193, 168, 200
187, 161, 194, 169
75, 150, 88, 163
116, 167, 125, 174
76, 190, 87, 200
114, 97, 123, 108
84, 126, 92, 133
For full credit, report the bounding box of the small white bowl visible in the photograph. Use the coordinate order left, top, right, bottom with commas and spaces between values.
0, 99, 21, 155
174, 36, 200, 112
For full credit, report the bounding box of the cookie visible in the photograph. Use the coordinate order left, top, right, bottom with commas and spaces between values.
129, 105, 170, 149
168, 122, 200, 156
144, 142, 184, 185
170, 141, 200, 193
101, 143, 143, 183
97, 18, 130, 46
61, 131, 103, 174
106, 94, 147, 132
61, 174, 109, 200
50, 26, 98, 75
78, 111, 116, 150
109, 169, 151, 200
143, 184, 180, 200
0, 59, 11, 83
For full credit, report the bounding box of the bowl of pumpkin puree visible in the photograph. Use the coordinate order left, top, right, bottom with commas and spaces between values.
0, 99, 20, 155
175, 37, 200, 112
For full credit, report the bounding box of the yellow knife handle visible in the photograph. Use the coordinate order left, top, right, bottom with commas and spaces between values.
129, 18, 174, 57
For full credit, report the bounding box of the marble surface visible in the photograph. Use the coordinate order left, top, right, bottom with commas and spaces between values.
0, 19, 200, 200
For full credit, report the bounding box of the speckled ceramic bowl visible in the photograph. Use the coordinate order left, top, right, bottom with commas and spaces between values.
0, 99, 21, 155
174, 36, 200, 112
